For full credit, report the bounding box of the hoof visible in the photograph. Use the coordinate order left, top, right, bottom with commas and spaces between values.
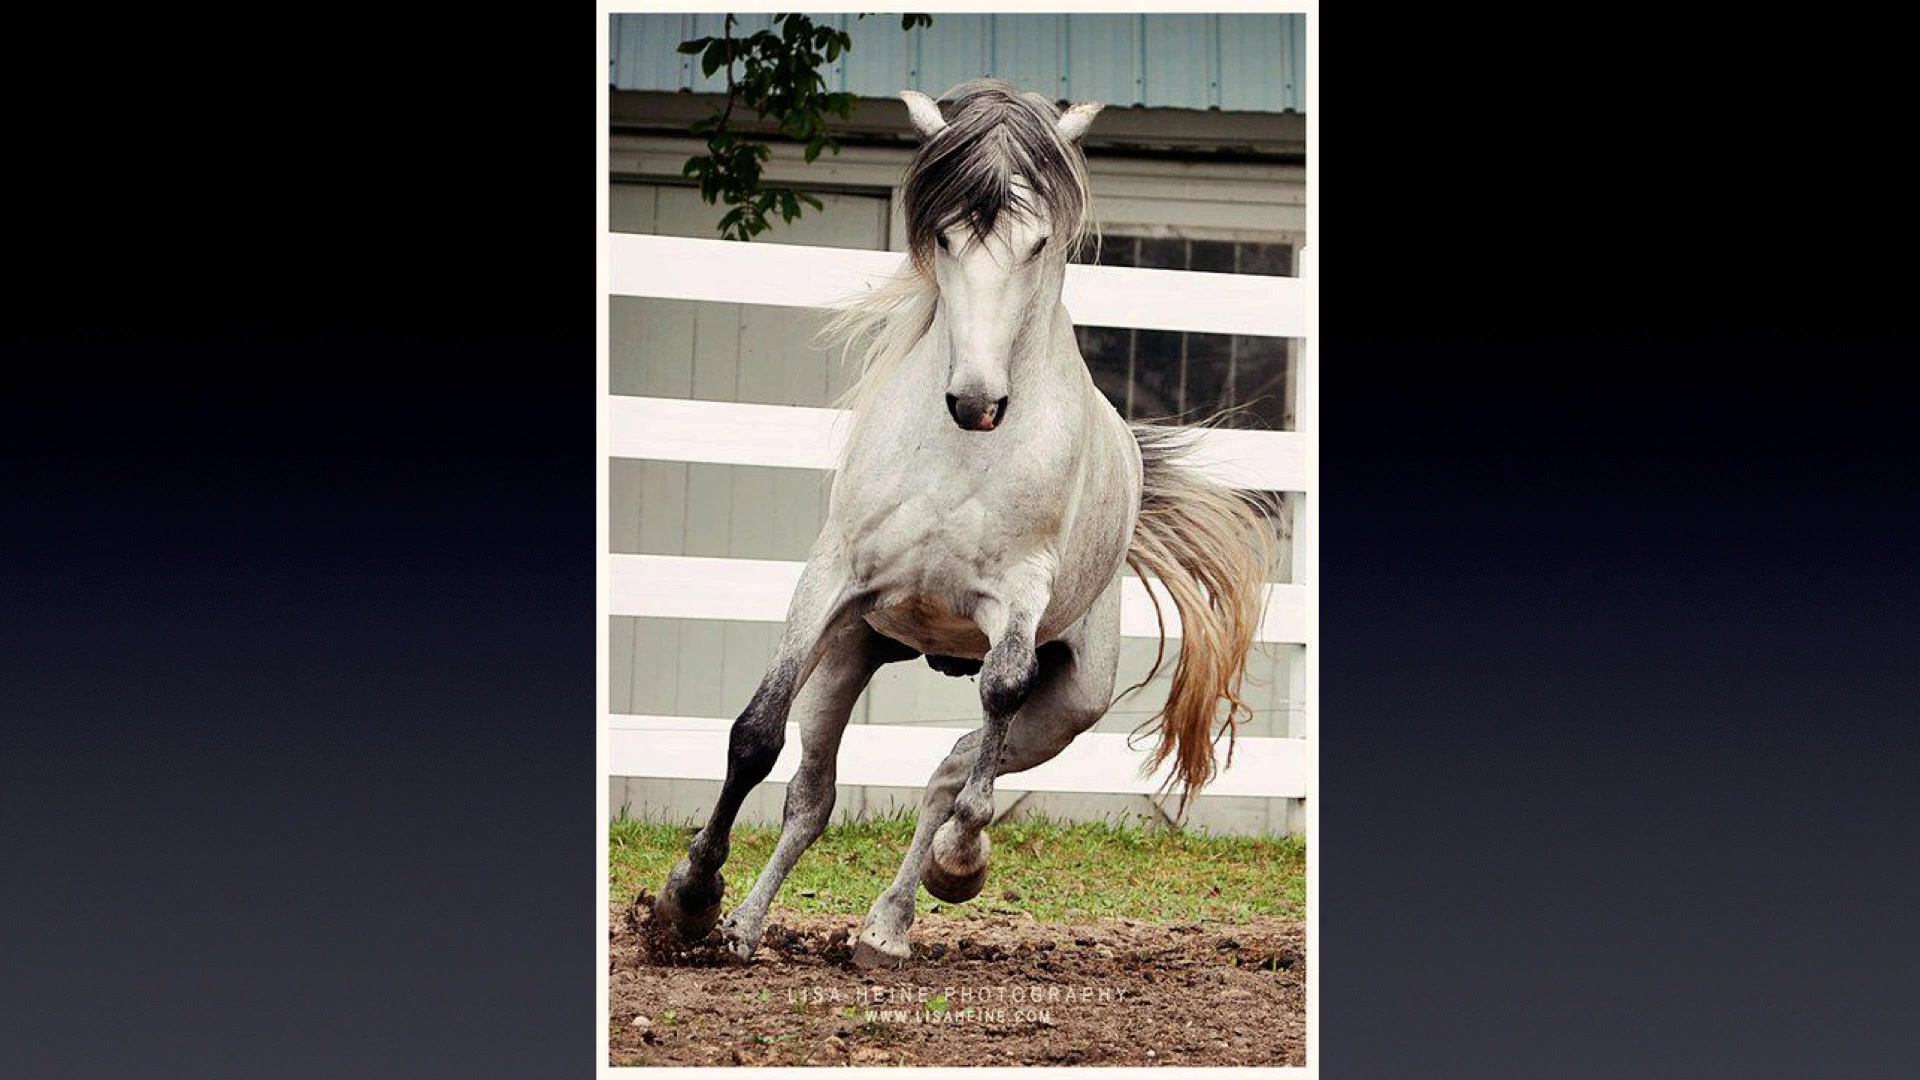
922, 857, 988, 903
927, 822, 990, 903
852, 925, 910, 969
653, 862, 723, 943
718, 915, 761, 961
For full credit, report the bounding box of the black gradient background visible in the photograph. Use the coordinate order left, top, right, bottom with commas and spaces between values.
4, 12, 1914, 1079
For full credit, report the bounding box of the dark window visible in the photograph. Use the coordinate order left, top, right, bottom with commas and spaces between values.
1070, 235, 1295, 429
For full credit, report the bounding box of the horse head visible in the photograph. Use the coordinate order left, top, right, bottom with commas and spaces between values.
898, 80, 1103, 432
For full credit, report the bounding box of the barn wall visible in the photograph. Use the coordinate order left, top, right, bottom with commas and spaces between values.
608, 170, 1305, 836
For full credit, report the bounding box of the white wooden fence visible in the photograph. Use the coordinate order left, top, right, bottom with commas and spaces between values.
606, 233, 1316, 806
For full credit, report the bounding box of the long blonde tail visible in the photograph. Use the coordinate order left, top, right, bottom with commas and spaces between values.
1124, 422, 1282, 812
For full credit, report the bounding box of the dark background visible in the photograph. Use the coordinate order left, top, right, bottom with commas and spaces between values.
4, 10, 1914, 1078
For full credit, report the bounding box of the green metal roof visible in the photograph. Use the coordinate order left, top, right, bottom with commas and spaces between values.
611, 13, 1306, 115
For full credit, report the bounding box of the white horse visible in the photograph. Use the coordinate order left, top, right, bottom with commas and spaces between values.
652, 78, 1277, 969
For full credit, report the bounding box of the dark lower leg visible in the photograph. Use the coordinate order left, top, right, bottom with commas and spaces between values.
654, 666, 794, 941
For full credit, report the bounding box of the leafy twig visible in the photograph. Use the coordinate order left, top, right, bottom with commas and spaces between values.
676, 14, 931, 240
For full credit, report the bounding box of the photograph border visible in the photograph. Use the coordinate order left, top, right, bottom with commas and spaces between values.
599, 3, 1315, 1074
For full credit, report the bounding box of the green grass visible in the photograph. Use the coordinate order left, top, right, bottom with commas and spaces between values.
611, 811, 1304, 924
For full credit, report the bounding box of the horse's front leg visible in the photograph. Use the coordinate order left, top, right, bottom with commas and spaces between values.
651, 543, 860, 945
853, 572, 1120, 969
923, 587, 1044, 896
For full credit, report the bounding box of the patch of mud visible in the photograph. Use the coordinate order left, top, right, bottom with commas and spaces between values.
613, 893, 1305, 1067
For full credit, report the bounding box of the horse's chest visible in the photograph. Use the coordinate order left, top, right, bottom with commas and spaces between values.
844, 494, 1032, 590
829, 400, 1118, 653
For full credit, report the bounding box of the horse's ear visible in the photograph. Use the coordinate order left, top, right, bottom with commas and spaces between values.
1056, 101, 1104, 144
900, 90, 947, 139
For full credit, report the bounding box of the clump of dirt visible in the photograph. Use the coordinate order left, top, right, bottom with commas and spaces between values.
629, 888, 737, 968
610, 901, 1306, 1067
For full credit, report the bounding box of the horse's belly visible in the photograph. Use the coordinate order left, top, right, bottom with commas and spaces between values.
864, 596, 990, 660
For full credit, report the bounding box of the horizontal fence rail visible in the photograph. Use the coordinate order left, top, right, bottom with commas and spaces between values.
610, 714, 1308, 800
610, 233, 1310, 338
611, 553, 1309, 645
607, 395, 1314, 493
607, 233, 1313, 813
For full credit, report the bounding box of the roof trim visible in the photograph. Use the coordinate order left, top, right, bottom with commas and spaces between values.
610, 90, 1305, 163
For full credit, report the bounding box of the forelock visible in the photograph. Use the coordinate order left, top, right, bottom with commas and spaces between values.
901, 79, 1091, 273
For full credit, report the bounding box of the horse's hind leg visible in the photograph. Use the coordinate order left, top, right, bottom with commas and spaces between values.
652, 544, 861, 944
853, 581, 1121, 968
715, 624, 914, 960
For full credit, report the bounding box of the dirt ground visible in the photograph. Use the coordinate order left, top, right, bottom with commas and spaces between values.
610, 889, 1305, 1067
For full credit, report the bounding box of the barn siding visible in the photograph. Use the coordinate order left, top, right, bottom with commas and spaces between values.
608, 179, 1304, 834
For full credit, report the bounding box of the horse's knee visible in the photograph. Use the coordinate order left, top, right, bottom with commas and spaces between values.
726, 708, 786, 784
952, 787, 996, 831
990, 700, 1106, 782
979, 640, 1040, 718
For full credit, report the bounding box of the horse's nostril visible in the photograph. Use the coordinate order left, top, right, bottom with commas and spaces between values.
947, 393, 1008, 432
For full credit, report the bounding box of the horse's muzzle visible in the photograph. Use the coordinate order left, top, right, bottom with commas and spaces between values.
946, 393, 1009, 432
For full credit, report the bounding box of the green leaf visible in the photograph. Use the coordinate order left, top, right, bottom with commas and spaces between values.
669, 13, 917, 243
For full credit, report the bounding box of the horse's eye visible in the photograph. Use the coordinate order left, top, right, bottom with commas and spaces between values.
935, 232, 951, 252
1030, 236, 1049, 260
